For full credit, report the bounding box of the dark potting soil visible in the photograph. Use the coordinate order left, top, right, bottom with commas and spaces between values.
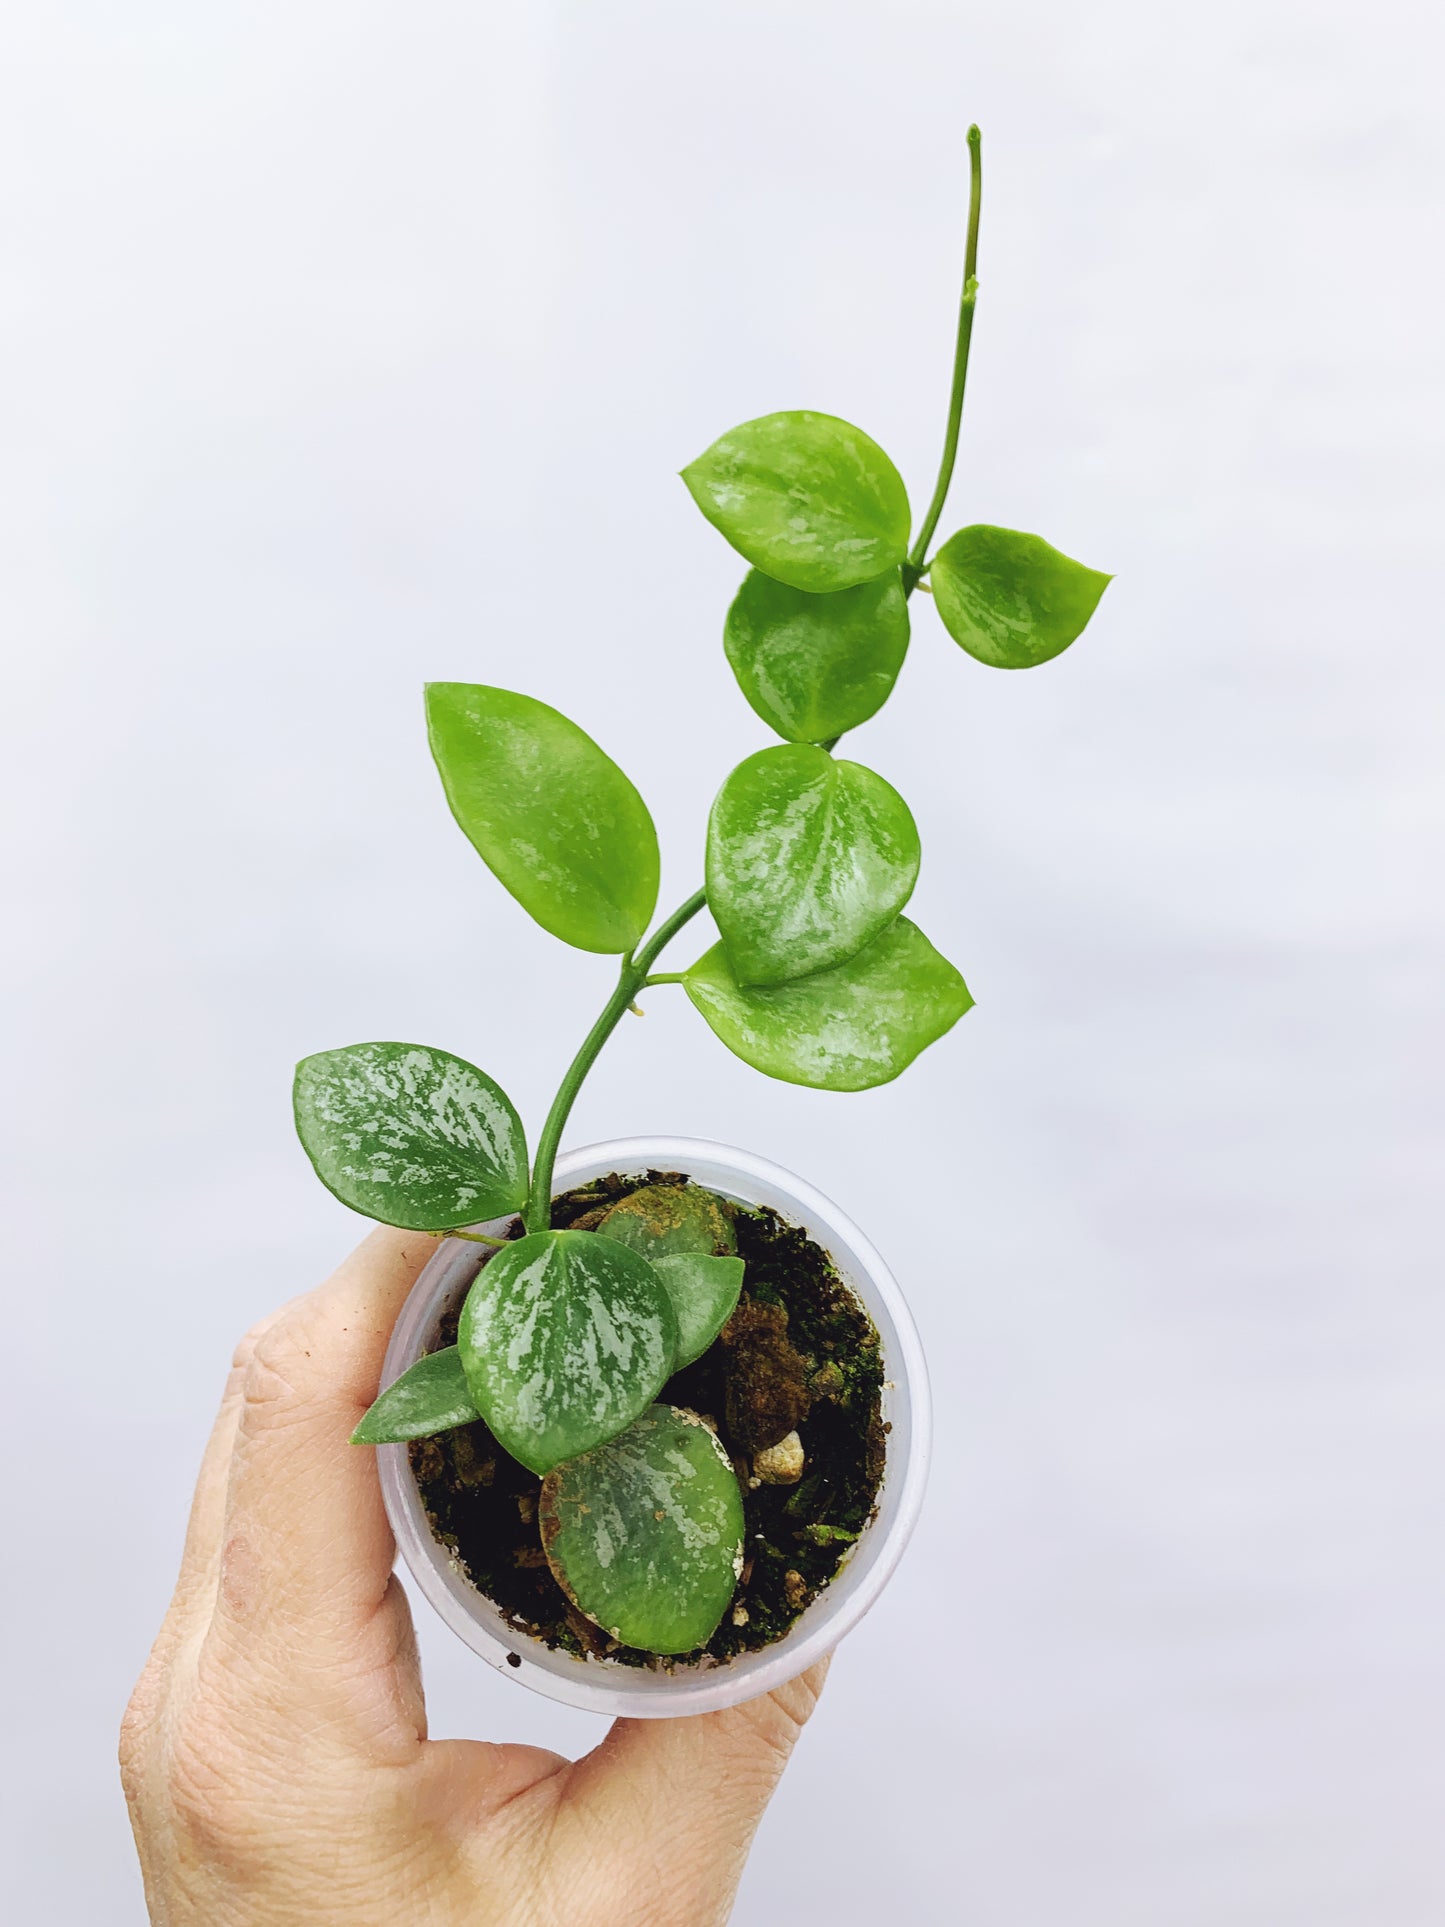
409, 1169, 888, 1668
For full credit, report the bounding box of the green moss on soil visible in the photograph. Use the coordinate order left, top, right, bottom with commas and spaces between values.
410, 1169, 887, 1669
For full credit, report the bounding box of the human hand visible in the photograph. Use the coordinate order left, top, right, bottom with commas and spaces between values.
121, 1228, 827, 1925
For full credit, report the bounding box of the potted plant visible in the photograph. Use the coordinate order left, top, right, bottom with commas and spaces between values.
292, 126, 1109, 1716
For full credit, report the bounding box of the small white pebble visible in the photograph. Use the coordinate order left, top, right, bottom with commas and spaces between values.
731, 1604, 750, 1627
752, 1430, 805, 1485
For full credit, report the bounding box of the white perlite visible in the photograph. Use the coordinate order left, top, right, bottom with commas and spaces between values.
752, 1430, 805, 1485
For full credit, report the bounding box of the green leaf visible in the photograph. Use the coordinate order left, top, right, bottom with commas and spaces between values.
293, 1042, 528, 1230
707, 745, 921, 986
458, 1230, 677, 1476
425, 683, 660, 953
651, 1254, 745, 1369
929, 525, 1112, 669
351, 1346, 478, 1444
595, 1182, 738, 1259
684, 916, 973, 1091
682, 411, 911, 593
723, 567, 909, 742
595, 1184, 744, 1368
541, 1405, 745, 1654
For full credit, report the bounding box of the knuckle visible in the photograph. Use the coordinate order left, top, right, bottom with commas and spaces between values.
119, 1653, 260, 1864
230, 1319, 272, 1375
167, 1746, 248, 1859
240, 1319, 309, 1423
164, 1692, 262, 1861
225, 1314, 290, 1414
229, 1297, 302, 1386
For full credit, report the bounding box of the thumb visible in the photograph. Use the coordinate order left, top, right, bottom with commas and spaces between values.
564, 1662, 829, 1913
204, 1227, 440, 1738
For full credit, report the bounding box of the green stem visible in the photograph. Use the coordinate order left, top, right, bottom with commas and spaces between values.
634, 887, 710, 973
523, 137, 985, 1230
904, 123, 983, 592
643, 972, 685, 987
525, 888, 708, 1230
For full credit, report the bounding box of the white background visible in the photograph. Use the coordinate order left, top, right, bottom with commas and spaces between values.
3, 4, 1442, 1921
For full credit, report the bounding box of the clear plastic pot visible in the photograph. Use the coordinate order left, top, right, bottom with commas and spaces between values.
378, 1137, 931, 1719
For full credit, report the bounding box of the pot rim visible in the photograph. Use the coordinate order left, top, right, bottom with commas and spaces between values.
378, 1135, 932, 1719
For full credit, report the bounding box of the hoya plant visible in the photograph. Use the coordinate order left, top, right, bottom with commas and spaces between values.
293, 127, 1108, 1658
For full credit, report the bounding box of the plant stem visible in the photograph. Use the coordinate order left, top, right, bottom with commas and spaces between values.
634, 887, 710, 973
524, 137, 986, 1228
525, 888, 708, 1230
642, 972, 685, 987
525, 967, 642, 1232
903, 123, 983, 592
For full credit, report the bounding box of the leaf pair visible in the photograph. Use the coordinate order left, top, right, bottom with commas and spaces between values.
594, 1181, 744, 1371
458, 1229, 678, 1474
697, 748, 968, 1088
348, 1234, 680, 1461
351, 1181, 745, 1472
459, 1188, 745, 1476
686, 411, 914, 746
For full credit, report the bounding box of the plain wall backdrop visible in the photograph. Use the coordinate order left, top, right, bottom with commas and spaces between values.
3, 3, 1442, 1921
